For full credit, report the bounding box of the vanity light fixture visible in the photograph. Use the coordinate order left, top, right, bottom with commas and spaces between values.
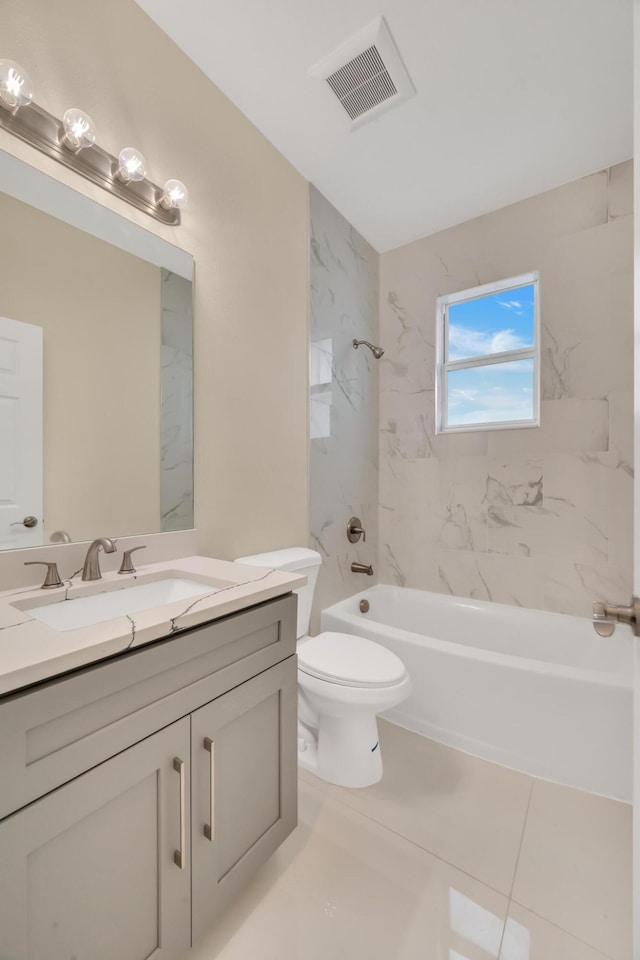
160, 179, 189, 210
0, 57, 187, 225
117, 147, 147, 183
62, 108, 96, 152
0, 60, 33, 111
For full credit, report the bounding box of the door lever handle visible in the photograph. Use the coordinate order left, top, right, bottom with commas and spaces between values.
592, 598, 640, 637
11, 516, 38, 528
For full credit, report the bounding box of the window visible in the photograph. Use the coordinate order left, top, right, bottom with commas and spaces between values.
436, 272, 539, 433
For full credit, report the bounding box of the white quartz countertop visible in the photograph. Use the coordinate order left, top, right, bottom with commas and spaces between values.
0, 556, 304, 697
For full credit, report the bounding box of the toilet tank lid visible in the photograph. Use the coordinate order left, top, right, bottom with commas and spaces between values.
234, 547, 321, 572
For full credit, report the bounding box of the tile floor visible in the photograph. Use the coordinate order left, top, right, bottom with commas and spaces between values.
191, 720, 632, 960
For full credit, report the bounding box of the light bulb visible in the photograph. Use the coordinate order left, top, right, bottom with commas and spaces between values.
160, 179, 189, 210
62, 108, 96, 151
117, 147, 147, 183
0, 59, 33, 111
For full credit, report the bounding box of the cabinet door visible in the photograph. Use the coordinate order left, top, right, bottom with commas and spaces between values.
191, 656, 298, 943
0, 718, 191, 960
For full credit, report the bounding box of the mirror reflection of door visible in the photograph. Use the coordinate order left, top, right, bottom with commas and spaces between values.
0, 315, 43, 549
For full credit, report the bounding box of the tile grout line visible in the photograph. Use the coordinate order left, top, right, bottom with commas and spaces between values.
504, 901, 619, 960
509, 777, 535, 899
496, 777, 534, 959
500, 778, 619, 960
299, 772, 518, 901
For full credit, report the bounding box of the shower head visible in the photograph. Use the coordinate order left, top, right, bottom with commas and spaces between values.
353, 339, 384, 360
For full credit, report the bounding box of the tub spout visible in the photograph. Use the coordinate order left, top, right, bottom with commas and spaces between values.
351, 562, 373, 576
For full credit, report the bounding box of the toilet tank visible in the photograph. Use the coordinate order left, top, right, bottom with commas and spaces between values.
234, 547, 321, 639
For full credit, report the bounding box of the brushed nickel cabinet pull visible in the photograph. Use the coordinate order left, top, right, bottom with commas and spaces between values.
173, 757, 186, 869
204, 737, 215, 842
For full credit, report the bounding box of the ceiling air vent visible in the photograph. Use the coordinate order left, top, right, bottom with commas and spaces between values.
309, 16, 415, 130
326, 46, 397, 121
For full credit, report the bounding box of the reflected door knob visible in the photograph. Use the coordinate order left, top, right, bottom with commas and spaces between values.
11, 515, 38, 528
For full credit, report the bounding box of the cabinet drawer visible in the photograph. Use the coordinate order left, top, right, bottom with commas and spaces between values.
0, 593, 296, 820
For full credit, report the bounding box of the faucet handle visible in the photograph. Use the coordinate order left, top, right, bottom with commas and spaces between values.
118, 545, 147, 575
24, 561, 63, 589
347, 516, 366, 543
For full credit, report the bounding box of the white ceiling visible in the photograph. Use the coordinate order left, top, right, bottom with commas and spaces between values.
135, 0, 633, 252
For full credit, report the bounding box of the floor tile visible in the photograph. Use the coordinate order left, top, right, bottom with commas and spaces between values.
309, 719, 533, 895
191, 778, 509, 960
499, 903, 614, 960
511, 779, 631, 960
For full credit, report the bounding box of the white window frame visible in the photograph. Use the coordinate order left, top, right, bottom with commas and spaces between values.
435, 271, 540, 434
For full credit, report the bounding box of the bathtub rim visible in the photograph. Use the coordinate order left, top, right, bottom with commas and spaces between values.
321, 584, 632, 691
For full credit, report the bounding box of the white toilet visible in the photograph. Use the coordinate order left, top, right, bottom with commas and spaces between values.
235, 547, 411, 788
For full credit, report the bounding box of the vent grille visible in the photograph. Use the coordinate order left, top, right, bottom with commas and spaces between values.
326, 45, 398, 121
309, 17, 415, 129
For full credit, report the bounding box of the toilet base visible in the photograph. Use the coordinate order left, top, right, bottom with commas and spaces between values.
298, 712, 383, 788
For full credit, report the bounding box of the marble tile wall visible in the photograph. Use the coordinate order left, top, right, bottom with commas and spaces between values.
379, 161, 634, 617
160, 269, 194, 532
309, 186, 379, 630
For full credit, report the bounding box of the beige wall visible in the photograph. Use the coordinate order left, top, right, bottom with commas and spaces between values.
0, 0, 309, 559
0, 192, 161, 542
379, 162, 633, 617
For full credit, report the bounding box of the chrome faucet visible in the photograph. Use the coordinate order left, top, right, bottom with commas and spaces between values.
82, 537, 117, 581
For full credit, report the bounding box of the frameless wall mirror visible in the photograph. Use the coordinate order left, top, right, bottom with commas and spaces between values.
0, 148, 194, 551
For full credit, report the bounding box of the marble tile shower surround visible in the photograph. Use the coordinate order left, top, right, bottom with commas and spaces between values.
161, 269, 194, 532
309, 187, 379, 631
379, 161, 633, 617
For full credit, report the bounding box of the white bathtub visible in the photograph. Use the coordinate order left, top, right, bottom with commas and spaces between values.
321, 585, 633, 801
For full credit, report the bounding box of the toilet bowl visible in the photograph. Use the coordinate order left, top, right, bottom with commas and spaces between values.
235, 548, 411, 788
297, 631, 410, 787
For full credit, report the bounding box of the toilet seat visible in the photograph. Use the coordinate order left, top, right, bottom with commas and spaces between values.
298, 632, 407, 688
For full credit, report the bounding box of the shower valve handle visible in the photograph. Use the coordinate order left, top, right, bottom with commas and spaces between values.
347, 517, 366, 543
592, 598, 640, 637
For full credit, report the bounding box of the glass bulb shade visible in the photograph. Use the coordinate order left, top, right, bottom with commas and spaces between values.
0, 59, 33, 110
62, 108, 96, 151
117, 147, 147, 182
161, 179, 189, 210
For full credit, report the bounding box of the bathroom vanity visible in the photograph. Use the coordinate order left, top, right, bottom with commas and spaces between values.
0, 556, 301, 959
0, 131, 304, 958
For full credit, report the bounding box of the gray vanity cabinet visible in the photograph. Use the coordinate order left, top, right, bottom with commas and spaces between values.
0, 594, 298, 959
191, 657, 298, 943
0, 717, 192, 960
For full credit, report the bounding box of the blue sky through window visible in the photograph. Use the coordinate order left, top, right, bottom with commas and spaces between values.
447, 358, 534, 425
447, 283, 535, 362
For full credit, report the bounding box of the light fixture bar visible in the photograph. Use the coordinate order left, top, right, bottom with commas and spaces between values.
0, 99, 180, 225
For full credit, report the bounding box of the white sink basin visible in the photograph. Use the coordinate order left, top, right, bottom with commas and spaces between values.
20, 578, 216, 631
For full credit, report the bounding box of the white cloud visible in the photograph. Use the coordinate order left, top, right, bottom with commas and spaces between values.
449, 388, 478, 406
448, 381, 534, 424
498, 298, 523, 315
448, 324, 529, 360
